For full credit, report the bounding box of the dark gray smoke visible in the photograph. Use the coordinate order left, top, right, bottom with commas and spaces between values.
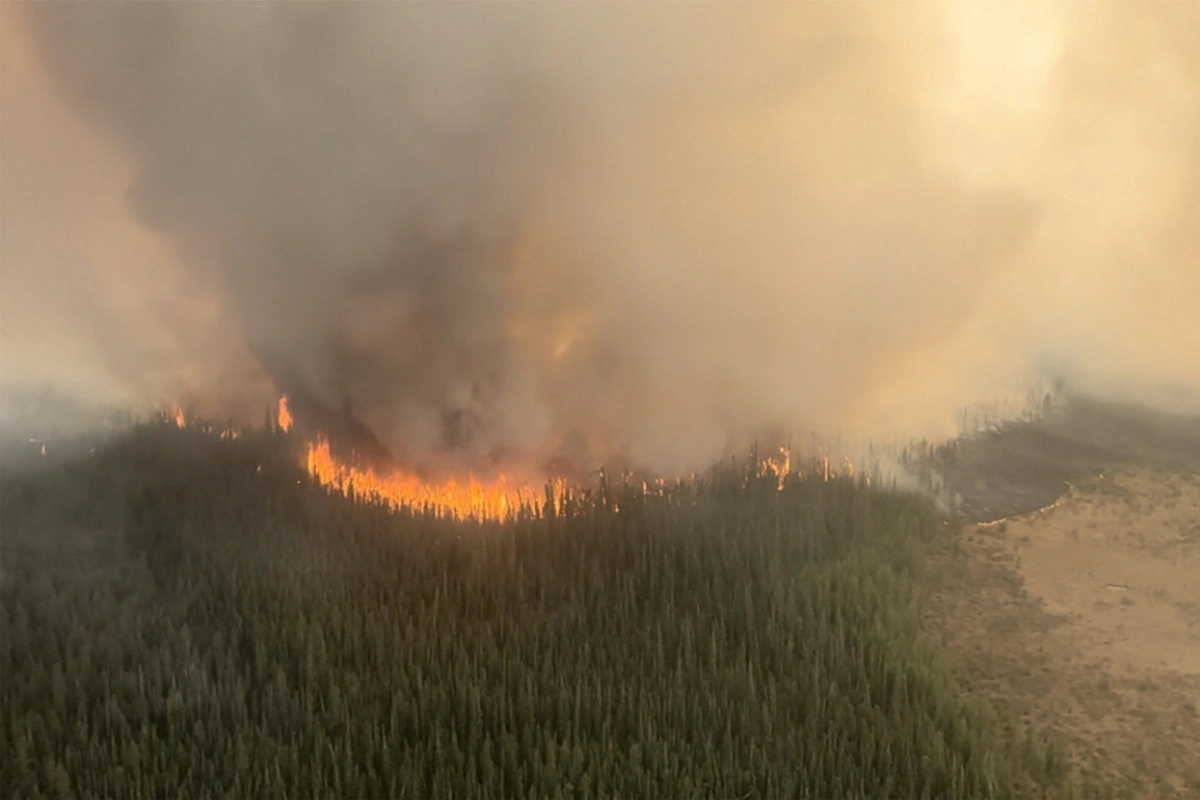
4, 3, 1198, 476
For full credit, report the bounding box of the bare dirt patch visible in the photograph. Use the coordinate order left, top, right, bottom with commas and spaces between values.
1008, 470, 1200, 676
921, 468, 1200, 798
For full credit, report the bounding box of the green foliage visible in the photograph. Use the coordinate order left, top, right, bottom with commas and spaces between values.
1, 422, 1064, 798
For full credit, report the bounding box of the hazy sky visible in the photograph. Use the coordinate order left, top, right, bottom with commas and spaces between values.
2, 2, 1197, 475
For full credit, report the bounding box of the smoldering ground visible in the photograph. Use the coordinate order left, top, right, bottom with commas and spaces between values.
3, 3, 1198, 478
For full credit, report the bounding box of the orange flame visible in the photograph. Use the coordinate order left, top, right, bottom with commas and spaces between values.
277, 395, 293, 433
759, 445, 792, 490
168, 403, 239, 438
756, 445, 859, 486
304, 435, 535, 520
161, 398, 867, 521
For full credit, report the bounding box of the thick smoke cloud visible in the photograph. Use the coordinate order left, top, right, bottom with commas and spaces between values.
3, 3, 1198, 476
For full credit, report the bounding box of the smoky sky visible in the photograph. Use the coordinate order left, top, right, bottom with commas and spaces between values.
3, 3, 1198, 476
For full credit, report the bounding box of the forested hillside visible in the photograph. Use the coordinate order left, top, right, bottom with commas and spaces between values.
0, 422, 1069, 798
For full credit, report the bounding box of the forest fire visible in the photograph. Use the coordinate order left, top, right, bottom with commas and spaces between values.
166, 396, 539, 520
277, 395, 293, 432
168, 405, 241, 439
163, 396, 850, 521
304, 435, 533, 520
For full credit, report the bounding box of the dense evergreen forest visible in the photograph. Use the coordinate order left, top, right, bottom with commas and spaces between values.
0, 421, 1071, 798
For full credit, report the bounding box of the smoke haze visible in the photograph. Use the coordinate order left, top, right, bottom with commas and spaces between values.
3, 3, 1197, 476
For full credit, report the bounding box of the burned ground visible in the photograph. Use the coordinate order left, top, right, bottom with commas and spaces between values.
927, 396, 1200, 523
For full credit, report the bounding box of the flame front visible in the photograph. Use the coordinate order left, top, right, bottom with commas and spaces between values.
163, 397, 861, 521
305, 435, 531, 520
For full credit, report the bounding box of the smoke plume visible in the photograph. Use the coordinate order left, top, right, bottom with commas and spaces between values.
3, 3, 1197, 476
